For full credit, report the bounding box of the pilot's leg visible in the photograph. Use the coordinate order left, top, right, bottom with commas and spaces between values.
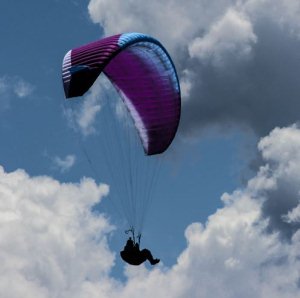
140, 249, 160, 265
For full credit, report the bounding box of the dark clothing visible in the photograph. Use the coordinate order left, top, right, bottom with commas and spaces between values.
120, 238, 160, 266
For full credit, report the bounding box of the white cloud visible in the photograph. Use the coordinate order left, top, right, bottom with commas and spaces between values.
64, 75, 127, 137
283, 204, 300, 224
0, 75, 34, 99
0, 166, 113, 298
87, 0, 300, 138
188, 9, 257, 66
87, 0, 236, 59
0, 76, 34, 112
76, 86, 102, 136
88, 0, 300, 53
13, 79, 34, 98
179, 69, 194, 101
65, 76, 116, 136
114, 124, 300, 298
2, 125, 300, 297
52, 154, 76, 173
244, 0, 300, 35
258, 125, 300, 172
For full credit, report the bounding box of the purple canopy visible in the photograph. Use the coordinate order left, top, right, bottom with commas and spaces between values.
62, 33, 181, 155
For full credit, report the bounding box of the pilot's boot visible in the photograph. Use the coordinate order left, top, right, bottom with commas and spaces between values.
150, 258, 160, 265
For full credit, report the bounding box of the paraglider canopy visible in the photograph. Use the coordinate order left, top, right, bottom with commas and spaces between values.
62, 33, 181, 156
62, 33, 181, 239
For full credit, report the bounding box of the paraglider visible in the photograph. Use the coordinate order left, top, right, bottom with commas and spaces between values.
62, 33, 181, 265
120, 237, 160, 266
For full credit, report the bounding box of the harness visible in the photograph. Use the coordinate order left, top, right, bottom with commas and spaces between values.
125, 226, 141, 245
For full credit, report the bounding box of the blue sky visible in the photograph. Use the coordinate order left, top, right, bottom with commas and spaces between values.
1, 1, 300, 297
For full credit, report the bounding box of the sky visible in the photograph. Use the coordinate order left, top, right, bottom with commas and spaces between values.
1, 0, 300, 297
